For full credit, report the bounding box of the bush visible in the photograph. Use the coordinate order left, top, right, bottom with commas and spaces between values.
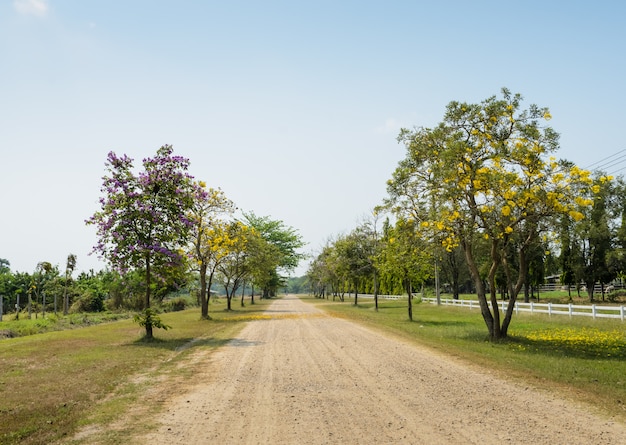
134, 308, 170, 331
164, 297, 188, 312
70, 291, 105, 313
607, 290, 626, 303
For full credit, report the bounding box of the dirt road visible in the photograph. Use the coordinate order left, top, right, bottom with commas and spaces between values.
137, 295, 626, 444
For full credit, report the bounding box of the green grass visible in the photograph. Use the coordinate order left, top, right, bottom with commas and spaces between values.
4, 293, 626, 444
0, 298, 273, 445
0, 312, 133, 338
307, 294, 626, 419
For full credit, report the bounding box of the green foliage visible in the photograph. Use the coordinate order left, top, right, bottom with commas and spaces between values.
71, 290, 105, 313
163, 296, 189, 312
242, 212, 305, 298
133, 308, 171, 332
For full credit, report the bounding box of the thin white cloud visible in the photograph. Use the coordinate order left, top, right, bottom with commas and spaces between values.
375, 118, 404, 135
14, 0, 48, 17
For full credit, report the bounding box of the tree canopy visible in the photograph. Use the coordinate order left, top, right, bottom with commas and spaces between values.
385, 88, 599, 340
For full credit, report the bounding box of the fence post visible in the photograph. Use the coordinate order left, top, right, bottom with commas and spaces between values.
0, 295, 3, 322
569, 303, 573, 318
592, 304, 597, 319
621, 306, 625, 322
530, 302, 534, 314
548, 302, 552, 317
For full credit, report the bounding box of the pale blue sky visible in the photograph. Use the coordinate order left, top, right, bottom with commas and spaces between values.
2, 0, 625, 276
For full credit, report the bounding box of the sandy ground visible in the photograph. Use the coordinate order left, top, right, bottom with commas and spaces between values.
129, 295, 626, 444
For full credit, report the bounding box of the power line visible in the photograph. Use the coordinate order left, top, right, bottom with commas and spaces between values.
593, 154, 626, 172
584, 149, 626, 171
608, 165, 626, 177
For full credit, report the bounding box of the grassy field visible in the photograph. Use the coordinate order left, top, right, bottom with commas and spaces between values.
3, 293, 626, 444
307, 294, 626, 420
0, 298, 273, 445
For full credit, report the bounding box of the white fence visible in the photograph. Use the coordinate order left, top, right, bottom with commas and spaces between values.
422, 297, 626, 321
351, 294, 403, 301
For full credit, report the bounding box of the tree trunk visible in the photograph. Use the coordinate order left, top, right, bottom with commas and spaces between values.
462, 240, 496, 340
225, 287, 233, 311
200, 263, 210, 319
145, 254, 153, 339
586, 280, 595, 302
63, 275, 69, 315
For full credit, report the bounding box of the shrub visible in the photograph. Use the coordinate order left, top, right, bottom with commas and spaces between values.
70, 291, 105, 313
163, 297, 188, 312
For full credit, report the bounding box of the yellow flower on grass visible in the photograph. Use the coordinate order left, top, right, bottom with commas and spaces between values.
569, 210, 584, 222
504, 226, 513, 234
501, 205, 511, 217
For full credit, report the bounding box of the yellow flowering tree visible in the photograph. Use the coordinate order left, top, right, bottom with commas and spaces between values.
386, 88, 595, 340
188, 184, 235, 319
216, 221, 259, 311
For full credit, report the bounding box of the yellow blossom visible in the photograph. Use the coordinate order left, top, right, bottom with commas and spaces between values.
569, 210, 584, 222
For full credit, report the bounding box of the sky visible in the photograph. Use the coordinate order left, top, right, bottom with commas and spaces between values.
2, 0, 626, 277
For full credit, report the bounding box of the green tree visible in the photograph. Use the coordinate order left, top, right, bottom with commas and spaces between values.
0, 259, 9, 321
612, 178, 626, 282
62, 254, 77, 315
0, 258, 9, 274
333, 226, 376, 306
577, 175, 617, 301
376, 219, 431, 320
242, 212, 305, 298
306, 242, 342, 299
33, 261, 55, 318
87, 145, 201, 339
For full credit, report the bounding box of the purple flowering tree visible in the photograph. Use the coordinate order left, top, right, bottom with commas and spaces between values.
87, 145, 201, 339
